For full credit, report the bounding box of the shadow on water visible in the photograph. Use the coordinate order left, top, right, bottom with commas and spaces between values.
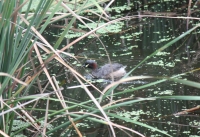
35, 1, 200, 136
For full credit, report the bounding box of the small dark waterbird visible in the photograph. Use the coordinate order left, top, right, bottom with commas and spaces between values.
84, 60, 126, 79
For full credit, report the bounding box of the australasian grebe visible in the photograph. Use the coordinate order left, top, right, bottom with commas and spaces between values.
84, 60, 126, 79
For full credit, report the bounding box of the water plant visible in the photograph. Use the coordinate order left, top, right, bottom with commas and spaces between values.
1, 0, 200, 137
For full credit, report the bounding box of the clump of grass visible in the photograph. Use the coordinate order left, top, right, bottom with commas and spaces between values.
1, 0, 200, 137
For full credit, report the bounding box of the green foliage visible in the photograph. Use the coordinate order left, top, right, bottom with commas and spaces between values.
1, 0, 200, 137
0, 0, 55, 136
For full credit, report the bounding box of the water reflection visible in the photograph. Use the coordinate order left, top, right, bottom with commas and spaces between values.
40, 2, 200, 136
